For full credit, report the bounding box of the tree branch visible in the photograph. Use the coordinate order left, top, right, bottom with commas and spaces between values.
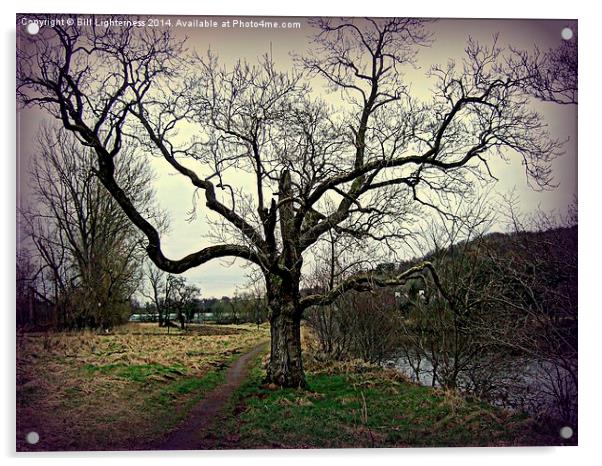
299, 261, 451, 309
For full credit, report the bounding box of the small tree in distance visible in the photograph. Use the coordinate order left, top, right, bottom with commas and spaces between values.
17, 16, 572, 387
143, 263, 200, 329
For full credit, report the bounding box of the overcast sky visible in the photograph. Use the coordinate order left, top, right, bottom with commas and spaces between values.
17, 16, 577, 298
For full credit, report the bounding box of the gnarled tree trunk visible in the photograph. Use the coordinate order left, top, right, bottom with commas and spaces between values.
266, 308, 306, 388
262, 170, 308, 388
263, 262, 307, 387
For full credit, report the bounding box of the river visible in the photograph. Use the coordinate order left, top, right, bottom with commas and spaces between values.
386, 353, 576, 422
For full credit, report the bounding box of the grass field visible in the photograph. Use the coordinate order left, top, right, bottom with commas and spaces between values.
16, 323, 269, 451
17, 322, 561, 451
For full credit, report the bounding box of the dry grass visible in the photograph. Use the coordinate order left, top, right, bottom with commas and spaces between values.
16, 323, 269, 451
301, 325, 412, 385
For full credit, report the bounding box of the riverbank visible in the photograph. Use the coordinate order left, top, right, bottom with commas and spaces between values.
204, 354, 570, 448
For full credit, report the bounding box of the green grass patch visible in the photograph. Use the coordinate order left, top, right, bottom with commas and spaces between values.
151, 369, 226, 406
210, 358, 532, 448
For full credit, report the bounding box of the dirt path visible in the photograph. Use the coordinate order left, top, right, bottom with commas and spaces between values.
158, 342, 267, 450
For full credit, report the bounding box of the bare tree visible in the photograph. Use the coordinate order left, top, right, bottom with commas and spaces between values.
238, 271, 269, 325
20, 125, 161, 329
143, 263, 201, 329
143, 263, 169, 327
486, 195, 578, 425
17, 17, 565, 386
510, 34, 578, 105
305, 229, 383, 360
165, 276, 201, 330
16, 247, 46, 327
396, 194, 513, 391
394, 193, 577, 429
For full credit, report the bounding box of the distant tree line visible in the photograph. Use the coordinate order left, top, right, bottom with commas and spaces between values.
133, 282, 269, 328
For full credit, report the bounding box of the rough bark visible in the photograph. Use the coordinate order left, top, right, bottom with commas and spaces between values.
265, 300, 307, 388
262, 267, 307, 388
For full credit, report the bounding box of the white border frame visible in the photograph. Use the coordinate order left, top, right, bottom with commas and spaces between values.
3, 1, 597, 464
